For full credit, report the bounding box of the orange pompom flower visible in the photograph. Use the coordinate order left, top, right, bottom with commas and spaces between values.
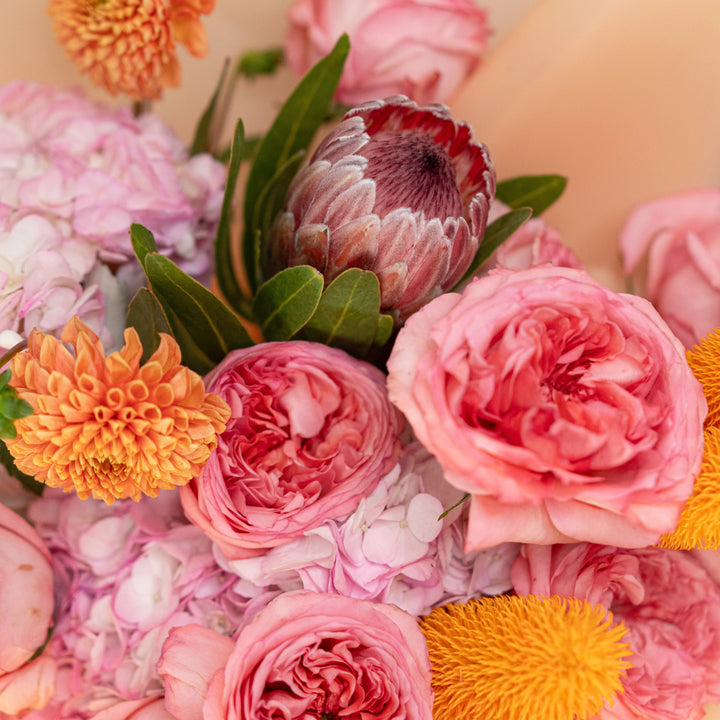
47, 0, 216, 99
5, 317, 230, 504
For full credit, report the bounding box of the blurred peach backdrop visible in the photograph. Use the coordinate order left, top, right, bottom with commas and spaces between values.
2, 2, 720, 717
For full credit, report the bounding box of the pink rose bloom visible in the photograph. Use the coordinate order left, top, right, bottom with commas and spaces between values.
0, 502, 55, 714
181, 341, 402, 559
223, 442, 517, 616
158, 591, 433, 720
487, 200, 583, 271
512, 543, 720, 720
620, 188, 720, 347
285, 0, 489, 106
387, 266, 707, 549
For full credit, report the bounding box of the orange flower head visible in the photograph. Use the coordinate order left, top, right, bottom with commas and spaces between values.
47, 0, 216, 99
6, 317, 230, 504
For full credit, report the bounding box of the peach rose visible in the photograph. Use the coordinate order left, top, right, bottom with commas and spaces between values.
284, 0, 488, 105
158, 592, 433, 720
620, 188, 720, 347
387, 266, 706, 549
181, 341, 402, 559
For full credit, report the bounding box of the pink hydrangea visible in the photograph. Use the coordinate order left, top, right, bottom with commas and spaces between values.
221, 442, 518, 616
0, 81, 225, 348
512, 543, 720, 720
25, 490, 252, 719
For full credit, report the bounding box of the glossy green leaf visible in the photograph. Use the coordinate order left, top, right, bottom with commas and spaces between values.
242, 34, 350, 293
144, 253, 254, 371
252, 266, 323, 341
190, 58, 230, 156
373, 314, 394, 347
495, 174, 567, 216
130, 223, 158, 270
298, 269, 386, 356
162, 304, 217, 376
215, 120, 252, 316
0, 370, 32, 441
125, 288, 173, 364
454, 207, 532, 289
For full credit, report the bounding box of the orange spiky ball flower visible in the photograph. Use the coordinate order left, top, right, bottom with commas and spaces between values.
422, 594, 632, 720
5, 317, 230, 504
47, 0, 216, 99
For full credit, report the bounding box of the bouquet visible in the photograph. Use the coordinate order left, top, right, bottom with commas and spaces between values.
1, 2, 720, 719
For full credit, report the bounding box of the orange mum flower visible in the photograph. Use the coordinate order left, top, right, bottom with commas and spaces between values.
47, 0, 216, 99
6, 317, 230, 504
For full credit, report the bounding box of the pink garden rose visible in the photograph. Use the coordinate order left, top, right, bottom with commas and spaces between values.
181, 341, 402, 559
285, 0, 489, 106
620, 188, 720, 347
387, 266, 707, 549
158, 591, 433, 720
512, 543, 720, 720
0, 503, 55, 714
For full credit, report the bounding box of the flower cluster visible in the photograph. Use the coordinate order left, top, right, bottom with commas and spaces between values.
0, 81, 225, 350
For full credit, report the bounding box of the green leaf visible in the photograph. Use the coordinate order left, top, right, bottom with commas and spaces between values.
454, 207, 533, 289
162, 305, 217, 376
298, 269, 386, 357
190, 58, 230, 156
130, 223, 158, 270
242, 34, 350, 294
252, 151, 306, 287
214, 120, 252, 316
0, 439, 44, 496
144, 253, 254, 372
373, 314, 394, 347
495, 174, 567, 216
125, 288, 173, 364
236, 48, 284, 78
0, 371, 32, 441
252, 266, 323, 341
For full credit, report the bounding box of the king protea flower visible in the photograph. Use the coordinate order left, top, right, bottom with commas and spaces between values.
47, 0, 216, 99
266, 96, 496, 323
5, 317, 230, 504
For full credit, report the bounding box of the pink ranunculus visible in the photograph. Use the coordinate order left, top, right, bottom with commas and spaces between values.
158, 592, 433, 720
180, 341, 403, 559
387, 266, 707, 550
620, 188, 720, 347
512, 543, 720, 720
285, 0, 489, 106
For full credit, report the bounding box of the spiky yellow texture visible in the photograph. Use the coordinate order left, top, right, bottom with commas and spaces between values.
421, 594, 631, 720
688, 329, 720, 428
661, 426, 720, 549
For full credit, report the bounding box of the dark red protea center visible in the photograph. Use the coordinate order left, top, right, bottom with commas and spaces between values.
358, 130, 463, 220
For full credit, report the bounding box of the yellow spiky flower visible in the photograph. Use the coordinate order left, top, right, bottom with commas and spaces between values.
660, 330, 720, 549
421, 594, 632, 720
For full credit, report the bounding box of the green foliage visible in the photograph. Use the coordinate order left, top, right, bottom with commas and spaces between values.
241, 34, 349, 294
190, 58, 230, 156
129, 224, 254, 374
125, 288, 172, 364
252, 266, 324, 341
0, 370, 32, 440
236, 48, 284, 78
495, 174, 567, 216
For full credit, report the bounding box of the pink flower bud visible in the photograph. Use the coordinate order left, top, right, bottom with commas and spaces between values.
267, 96, 495, 323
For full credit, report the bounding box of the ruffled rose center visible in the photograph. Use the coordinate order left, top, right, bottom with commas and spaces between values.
359, 130, 462, 220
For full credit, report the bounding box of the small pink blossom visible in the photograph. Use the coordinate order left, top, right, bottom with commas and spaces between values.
158, 592, 433, 720
512, 543, 720, 720
387, 266, 707, 549
181, 341, 403, 559
621, 188, 720, 347
285, 0, 489, 106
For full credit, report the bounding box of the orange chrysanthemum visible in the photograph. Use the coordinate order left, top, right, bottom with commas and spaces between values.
6, 317, 230, 504
47, 0, 216, 99
422, 594, 632, 720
